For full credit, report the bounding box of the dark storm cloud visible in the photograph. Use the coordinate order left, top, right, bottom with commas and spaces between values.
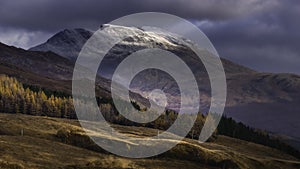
196, 0, 300, 74
0, 0, 299, 74
0, 0, 279, 32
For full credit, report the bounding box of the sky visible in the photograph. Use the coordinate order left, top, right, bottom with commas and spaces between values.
0, 0, 299, 74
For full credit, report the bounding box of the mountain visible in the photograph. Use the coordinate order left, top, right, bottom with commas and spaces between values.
30, 25, 254, 75
30, 25, 300, 145
29, 25, 256, 111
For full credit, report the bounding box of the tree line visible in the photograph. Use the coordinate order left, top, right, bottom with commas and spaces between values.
0, 75, 75, 118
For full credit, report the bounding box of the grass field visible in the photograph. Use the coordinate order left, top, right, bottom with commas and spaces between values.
0, 113, 299, 169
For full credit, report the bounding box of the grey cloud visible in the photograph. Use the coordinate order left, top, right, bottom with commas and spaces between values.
0, 27, 52, 49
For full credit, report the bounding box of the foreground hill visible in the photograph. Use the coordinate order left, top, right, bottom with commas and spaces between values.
0, 113, 299, 169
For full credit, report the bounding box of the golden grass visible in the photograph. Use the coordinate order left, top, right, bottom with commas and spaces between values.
0, 113, 299, 169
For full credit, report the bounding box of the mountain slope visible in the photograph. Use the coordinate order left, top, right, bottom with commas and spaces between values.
0, 42, 112, 98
